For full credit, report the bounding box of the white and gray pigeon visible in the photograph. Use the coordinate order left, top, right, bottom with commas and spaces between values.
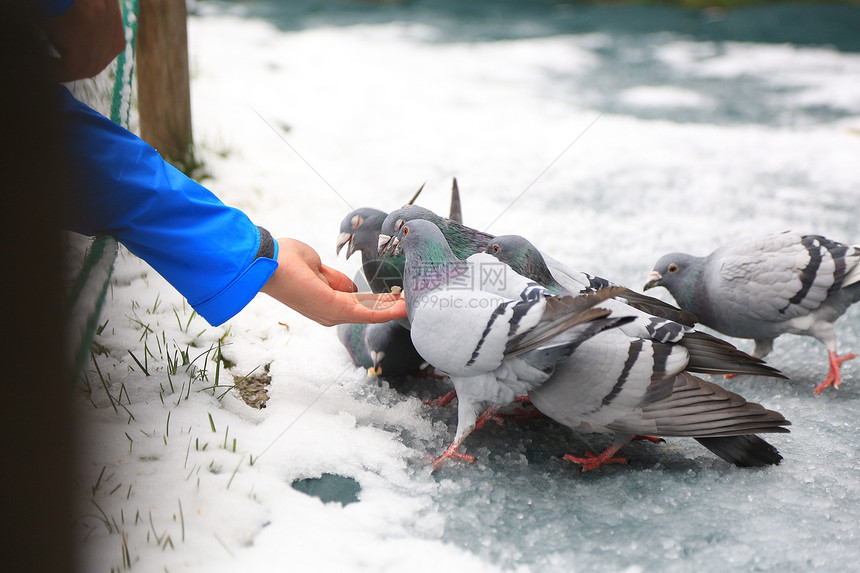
487, 235, 790, 469
381, 219, 633, 467
646, 232, 860, 394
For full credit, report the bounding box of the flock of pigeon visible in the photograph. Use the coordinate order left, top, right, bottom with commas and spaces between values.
335, 180, 860, 471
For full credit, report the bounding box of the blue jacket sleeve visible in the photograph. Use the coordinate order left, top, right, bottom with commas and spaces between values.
35, 0, 76, 17
59, 86, 278, 326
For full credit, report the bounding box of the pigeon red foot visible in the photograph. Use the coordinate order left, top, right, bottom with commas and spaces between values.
474, 407, 504, 430
424, 390, 457, 407
564, 443, 628, 471
632, 435, 664, 444
814, 351, 856, 394
432, 440, 474, 470
432, 408, 503, 470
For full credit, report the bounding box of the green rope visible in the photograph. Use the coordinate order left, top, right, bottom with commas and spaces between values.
70, 235, 117, 376
111, 0, 140, 128
72, 0, 140, 377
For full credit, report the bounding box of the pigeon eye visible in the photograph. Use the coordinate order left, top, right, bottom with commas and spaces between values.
350, 215, 363, 230
402, 225, 410, 236
491, 244, 500, 254
394, 218, 406, 231
668, 263, 679, 273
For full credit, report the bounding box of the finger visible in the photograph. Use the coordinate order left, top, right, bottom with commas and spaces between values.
320, 265, 357, 293
351, 292, 401, 303
332, 292, 407, 323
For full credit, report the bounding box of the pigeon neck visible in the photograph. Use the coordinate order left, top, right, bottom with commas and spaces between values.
678, 260, 713, 324
444, 221, 495, 259
403, 244, 468, 297
522, 252, 564, 294
362, 254, 405, 293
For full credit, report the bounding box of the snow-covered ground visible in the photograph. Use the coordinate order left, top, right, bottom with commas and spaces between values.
73, 1, 860, 571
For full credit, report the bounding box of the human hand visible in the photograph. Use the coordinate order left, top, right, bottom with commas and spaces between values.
42, 0, 126, 82
260, 238, 407, 327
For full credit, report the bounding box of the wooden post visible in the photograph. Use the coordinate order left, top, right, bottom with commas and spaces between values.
137, 0, 193, 166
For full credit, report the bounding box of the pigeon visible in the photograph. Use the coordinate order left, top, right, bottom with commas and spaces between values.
337, 321, 429, 379
381, 218, 634, 467
645, 232, 860, 394
337, 207, 404, 294
486, 234, 790, 469
335, 213, 424, 379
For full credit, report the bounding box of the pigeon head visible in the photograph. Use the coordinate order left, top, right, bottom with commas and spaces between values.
377, 206, 441, 255
644, 252, 703, 302
486, 235, 563, 292
381, 218, 451, 259
378, 204, 493, 259
365, 323, 396, 377
337, 208, 387, 259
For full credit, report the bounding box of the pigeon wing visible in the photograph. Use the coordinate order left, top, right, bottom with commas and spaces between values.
714, 233, 856, 322
527, 331, 690, 433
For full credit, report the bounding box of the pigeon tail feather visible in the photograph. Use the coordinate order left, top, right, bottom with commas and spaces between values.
680, 330, 788, 379
695, 435, 783, 467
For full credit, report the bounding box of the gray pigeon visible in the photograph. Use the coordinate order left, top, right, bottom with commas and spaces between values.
487, 235, 790, 469
336, 212, 423, 378
646, 232, 860, 394
382, 219, 633, 467
337, 321, 428, 379
337, 208, 404, 294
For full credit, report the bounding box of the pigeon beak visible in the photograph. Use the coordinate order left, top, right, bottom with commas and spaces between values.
370, 350, 385, 368
378, 233, 397, 256
367, 352, 383, 378
643, 270, 663, 291
336, 232, 355, 258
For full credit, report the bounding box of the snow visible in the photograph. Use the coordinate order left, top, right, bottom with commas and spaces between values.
74, 1, 860, 571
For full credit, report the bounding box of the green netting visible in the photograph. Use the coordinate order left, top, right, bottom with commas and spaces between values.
69, 0, 139, 377
111, 0, 140, 127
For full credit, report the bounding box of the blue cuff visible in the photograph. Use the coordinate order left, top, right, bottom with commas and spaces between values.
193, 239, 279, 326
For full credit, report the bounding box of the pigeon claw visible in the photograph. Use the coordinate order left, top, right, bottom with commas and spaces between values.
424, 390, 457, 407
433, 442, 474, 470
632, 435, 665, 444
564, 446, 628, 471
814, 351, 856, 394
474, 407, 504, 430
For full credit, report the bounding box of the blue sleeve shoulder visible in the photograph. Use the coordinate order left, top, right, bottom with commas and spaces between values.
36, 0, 76, 17
59, 86, 278, 326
